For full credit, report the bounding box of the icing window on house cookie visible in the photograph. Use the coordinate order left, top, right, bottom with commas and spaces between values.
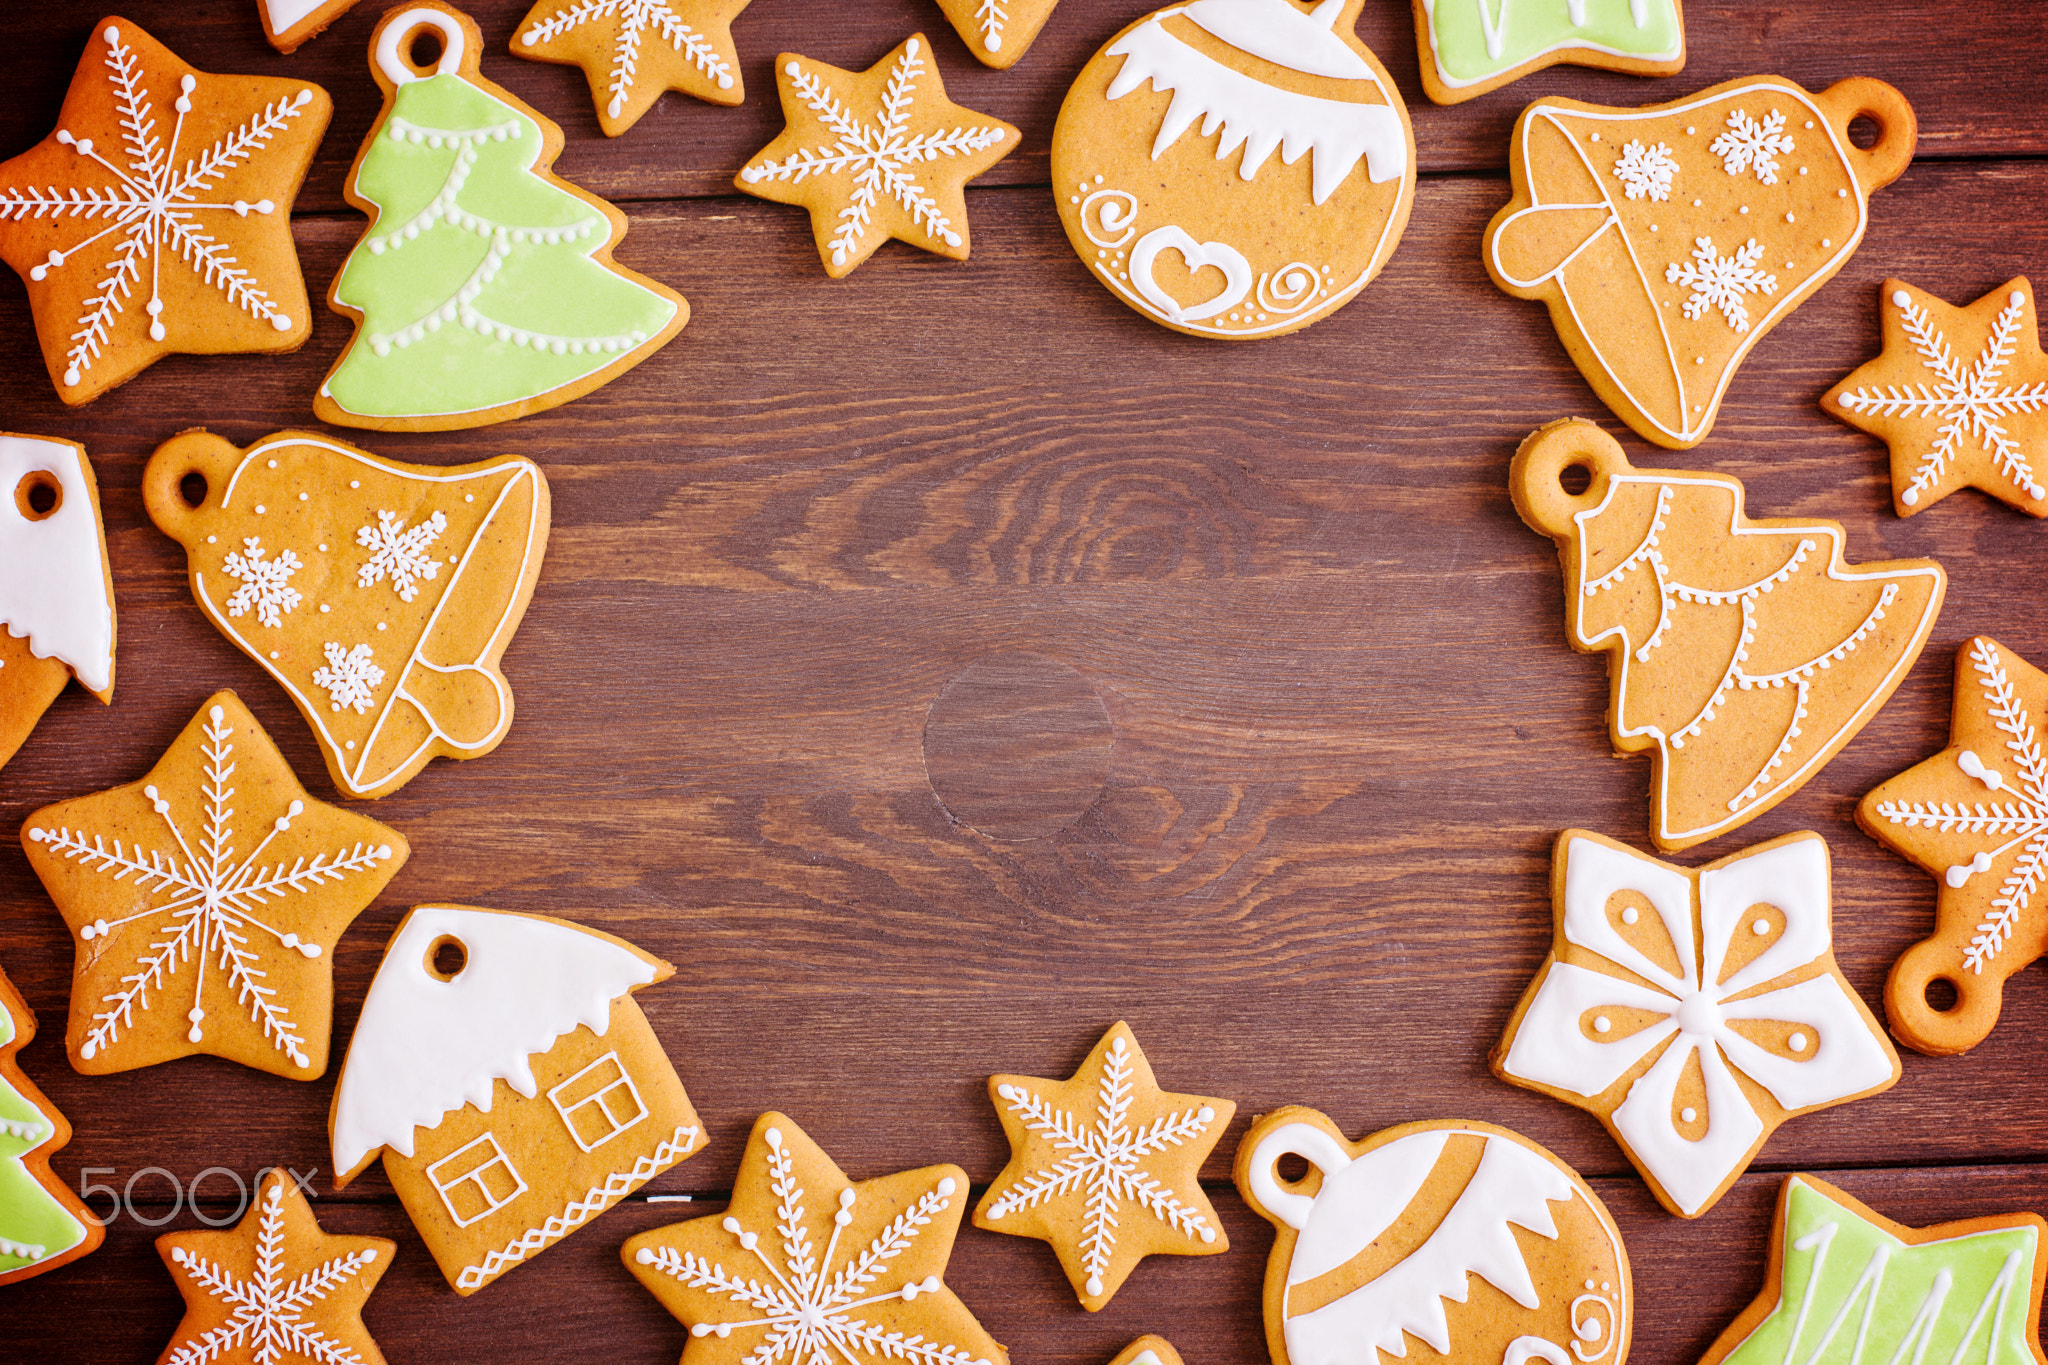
428, 1132, 528, 1228
547, 1050, 648, 1153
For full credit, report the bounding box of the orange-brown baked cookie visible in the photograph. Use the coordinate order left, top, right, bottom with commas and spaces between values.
1413, 0, 1684, 106
0, 963, 102, 1287
1106, 1338, 1186, 1365
259, 0, 364, 51
937, 0, 1059, 69
511, 0, 751, 137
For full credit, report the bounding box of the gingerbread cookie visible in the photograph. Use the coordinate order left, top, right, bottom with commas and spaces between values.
1859, 637, 2048, 1056
1485, 76, 1915, 449
0, 433, 115, 773
1236, 1109, 1629, 1365
937, 0, 1059, 69
625, 1112, 1005, 1365
157, 1170, 394, 1364
143, 429, 550, 800
974, 1021, 1233, 1310
0, 964, 101, 1287
1699, 1175, 2048, 1365
260, 0, 364, 51
22, 691, 408, 1080
0, 20, 330, 405
1494, 830, 1900, 1218
738, 34, 1018, 278
1108, 1339, 1186, 1365
333, 904, 702, 1294
512, 0, 750, 137
1825, 279, 2048, 518
1414, 0, 1684, 106
316, 3, 687, 430
1510, 419, 1945, 852
1051, 0, 1413, 340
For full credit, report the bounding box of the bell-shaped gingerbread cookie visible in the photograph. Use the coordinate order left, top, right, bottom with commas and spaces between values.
1511, 419, 1944, 852
142, 429, 549, 799
1485, 75, 1915, 449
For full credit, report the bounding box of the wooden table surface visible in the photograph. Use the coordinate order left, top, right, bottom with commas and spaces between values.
4, 0, 2047, 1360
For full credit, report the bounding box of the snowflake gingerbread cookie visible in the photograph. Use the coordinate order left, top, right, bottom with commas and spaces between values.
21, 691, 408, 1080
0, 963, 103, 1287
511, 0, 751, 137
1236, 1109, 1631, 1365
1859, 637, 2048, 1057
973, 1021, 1233, 1310
143, 429, 550, 800
1412, 0, 1685, 107
738, 33, 1019, 278
317, 3, 688, 430
1051, 0, 1414, 340
1825, 278, 2048, 518
625, 1111, 1006, 1365
935, 0, 1060, 69
0, 19, 331, 405
1494, 830, 1900, 1218
1486, 75, 1916, 449
1511, 419, 1945, 852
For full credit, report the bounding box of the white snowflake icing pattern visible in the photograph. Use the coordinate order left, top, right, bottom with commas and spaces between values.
1709, 107, 1793, 185
633, 1126, 994, 1365
1838, 289, 2048, 506
165, 1180, 380, 1365
222, 537, 303, 628
518, 0, 737, 119
1874, 640, 2048, 973
983, 1033, 1218, 1297
314, 643, 385, 715
1666, 236, 1777, 333
973, 0, 1011, 53
0, 25, 316, 388
1612, 139, 1678, 202
355, 508, 448, 602
739, 38, 1009, 270
24, 705, 394, 1069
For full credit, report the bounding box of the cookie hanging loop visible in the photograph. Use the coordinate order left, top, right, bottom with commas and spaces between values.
374, 6, 466, 85
1886, 937, 2002, 1057
1509, 418, 1627, 541
1237, 1115, 1352, 1232
1813, 77, 1916, 196
140, 429, 247, 547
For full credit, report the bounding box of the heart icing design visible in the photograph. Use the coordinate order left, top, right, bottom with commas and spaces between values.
1129, 226, 1252, 324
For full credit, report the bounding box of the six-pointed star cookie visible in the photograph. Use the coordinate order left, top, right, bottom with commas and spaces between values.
624, 1113, 1005, 1365
737, 33, 1019, 278
974, 1021, 1233, 1309
0, 20, 331, 404
1826, 277, 2048, 517
20, 691, 407, 1080
513, 0, 752, 137
158, 1170, 395, 1365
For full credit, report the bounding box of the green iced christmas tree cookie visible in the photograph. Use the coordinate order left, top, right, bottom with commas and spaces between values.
0, 964, 100, 1286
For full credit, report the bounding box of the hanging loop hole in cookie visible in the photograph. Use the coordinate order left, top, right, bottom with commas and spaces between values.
1813, 77, 1916, 194
139, 430, 249, 544
179, 472, 207, 509
424, 934, 468, 982
376, 7, 466, 85
14, 470, 61, 521
1509, 418, 1625, 540
1239, 1117, 1352, 1232
1886, 936, 2001, 1056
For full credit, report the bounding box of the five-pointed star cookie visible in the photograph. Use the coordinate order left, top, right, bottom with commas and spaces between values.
1826, 277, 2048, 517
973, 1021, 1233, 1309
934, 0, 1060, 69
623, 1113, 1005, 1365
737, 34, 1019, 278
158, 1170, 394, 1365
0, 20, 330, 404
20, 691, 407, 1080
513, 0, 752, 137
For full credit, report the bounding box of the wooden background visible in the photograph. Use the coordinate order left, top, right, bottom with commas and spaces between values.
4, 0, 2047, 1359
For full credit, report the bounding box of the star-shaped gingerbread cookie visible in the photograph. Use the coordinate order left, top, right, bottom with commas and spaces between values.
513, 0, 752, 137
1826, 277, 2048, 517
21, 691, 408, 1080
974, 1022, 1233, 1309
737, 34, 1019, 278
158, 1170, 394, 1365
624, 1113, 1005, 1365
0, 20, 331, 404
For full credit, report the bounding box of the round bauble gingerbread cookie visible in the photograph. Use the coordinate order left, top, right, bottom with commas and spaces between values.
1052, 0, 1415, 341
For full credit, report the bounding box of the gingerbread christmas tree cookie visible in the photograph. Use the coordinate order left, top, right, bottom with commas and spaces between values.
0, 19, 331, 405
974, 1021, 1232, 1310
259, 0, 364, 51
936, 0, 1059, 69
738, 34, 1019, 278
21, 692, 408, 1079
1825, 278, 2048, 518
626, 1112, 1004, 1365
0, 964, 101, 1287
512, 0, 751, 136
316, 3, 688, 430
1413, 0, 1684, 106
1511, 419, 1945, 852
144, 429, 550, 800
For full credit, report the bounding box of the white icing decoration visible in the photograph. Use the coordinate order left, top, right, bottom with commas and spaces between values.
0, 436, 114, 693
221, 537, 303, 628
1418, 0, 1679, 90
330, 904, 659, 1177
1079, 189, 1140, 248
1502, 835, 1896, 1217
1612, 140, 1677, 202
974, 0, 1008, 52
1178, 0, 1374, 80
519, 0, 738, 116
1711, 107, 1794, 185
1665, 236, 1777, 333
261, 0, 334, 35
355, 509, 448, 601
1129, 226, 1252, 324
314, 641, 386, 715
375, 8, 466, 85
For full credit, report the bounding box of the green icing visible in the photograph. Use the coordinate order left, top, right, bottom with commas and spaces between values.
0, 1003, 87, 1273
325, 73, 678, 420
1424, 0, 1681, 86
1722, 1179, 2040, 1365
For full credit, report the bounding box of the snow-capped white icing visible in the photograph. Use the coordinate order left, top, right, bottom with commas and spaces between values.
1180, 0, 1374, 80
0, 435, 113, 694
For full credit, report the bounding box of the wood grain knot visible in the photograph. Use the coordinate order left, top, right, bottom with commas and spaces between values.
922, 654, 1114, 841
